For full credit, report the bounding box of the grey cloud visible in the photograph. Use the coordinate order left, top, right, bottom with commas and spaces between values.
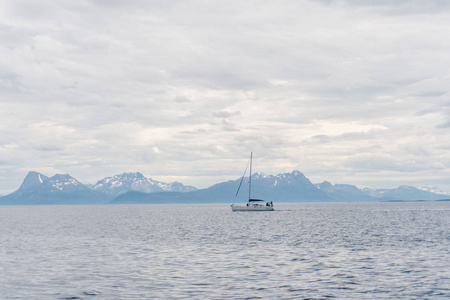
415, 91, 447, 98
212, 111, 240, 118
33, 145, 64, 152
174, 96, 191, 103
180, 129, 207, 135
310, 135, 330, 144
0, 75, 23, 94
316, 0, 450, 14
1, 0, 450, 193
436, 121, 450, 129
415, 108, 441, 116
345, 154, 446, 173
220, 120, 239, 132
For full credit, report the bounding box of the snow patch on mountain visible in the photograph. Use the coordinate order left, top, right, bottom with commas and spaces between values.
419, 186, 450, 196
362, 185, 448, 200
16, 172, 86, 194
92, 172, 197, 196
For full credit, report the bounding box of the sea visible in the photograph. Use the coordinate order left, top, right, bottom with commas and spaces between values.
1, 201, 449, 299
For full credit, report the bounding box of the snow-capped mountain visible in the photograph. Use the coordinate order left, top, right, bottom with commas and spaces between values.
246, 170, 331, 201
112, 170, 450, 204
419, 186, 450, 196
112, 170, 333, 204
0, 171, 112, 205
362, 185, 447, 200
92, 172, 197, 196
1, 170, 448, 205
18, 171, 86, 193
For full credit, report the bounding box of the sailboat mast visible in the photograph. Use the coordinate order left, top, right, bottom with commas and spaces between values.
248, 152, 252, 201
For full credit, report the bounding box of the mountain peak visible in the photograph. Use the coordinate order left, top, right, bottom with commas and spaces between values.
419, 186, 450, 195
12, 171, 88, 195
48, 174, 82, 191
19, 171, 49, 191
252, 172, 265, 179
2, 171, 111, 205
272, 170, 309, 185
92, 172, 197, 196
50, 173, 76, 181
317, 181, 333, 190
122, 172, 145, 178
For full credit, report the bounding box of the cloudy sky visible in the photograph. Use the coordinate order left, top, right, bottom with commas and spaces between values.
1, 0, 450, 195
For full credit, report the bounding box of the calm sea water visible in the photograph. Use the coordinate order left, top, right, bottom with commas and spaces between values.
1, 202, 449, 299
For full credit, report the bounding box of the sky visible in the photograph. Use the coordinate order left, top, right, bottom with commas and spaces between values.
1, 0, 450, 195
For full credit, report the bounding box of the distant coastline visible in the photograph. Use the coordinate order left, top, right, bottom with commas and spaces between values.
386, 199, 450, 202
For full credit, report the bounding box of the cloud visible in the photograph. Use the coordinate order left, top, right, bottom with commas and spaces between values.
212, 110, 240, 118
173, 96, 191, 103
436, 121, 450, 129
317, 0, 450, 14
1, 0, 450, 194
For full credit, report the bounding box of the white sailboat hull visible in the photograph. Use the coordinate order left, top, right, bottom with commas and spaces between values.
231, 204, 274, 212
231, 153, 275, 212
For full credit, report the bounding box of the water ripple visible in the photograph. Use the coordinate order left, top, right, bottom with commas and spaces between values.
1, 202, 449, 299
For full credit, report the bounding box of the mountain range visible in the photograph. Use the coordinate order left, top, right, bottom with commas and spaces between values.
0, 170, 448, 205
90, 172, 197, 196
0, 171, 195, 205
0, 171, 112, 205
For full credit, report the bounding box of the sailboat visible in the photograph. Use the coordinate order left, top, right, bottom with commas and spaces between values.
231, 153, 274, 212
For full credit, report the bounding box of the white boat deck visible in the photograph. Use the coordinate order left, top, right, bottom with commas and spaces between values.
231, 203, 274, 211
